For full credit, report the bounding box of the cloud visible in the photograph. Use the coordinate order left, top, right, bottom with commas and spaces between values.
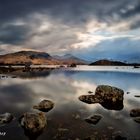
74, 36, 140, 62
0, 0, 140, 27
0, 0, 139, 61
0, 24, 30, 45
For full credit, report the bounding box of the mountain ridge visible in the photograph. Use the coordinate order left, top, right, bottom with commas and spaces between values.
0, 51, 86, 65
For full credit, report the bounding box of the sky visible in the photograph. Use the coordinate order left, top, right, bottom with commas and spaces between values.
0, 0, 140, 62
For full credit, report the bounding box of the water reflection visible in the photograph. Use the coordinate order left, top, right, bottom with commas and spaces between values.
0, 70, 140, 139
22, 128, 44, 140
14, 70, 52, 79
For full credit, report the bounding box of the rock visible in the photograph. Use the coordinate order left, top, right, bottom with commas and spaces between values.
88, 91, 93, 94
33, 100, 54, 112
0, 113, 14, 124
95, 85, 124, 110
134, 117, 140, 123
19, 112, 47, 135
85, 114, 102, 125
95, 85, 124, 102
130, 109, 140, 117
130, 108, 140, 124
79, 95, 100, 104
134, 95, 140, 98
79, 85, 124, 110
58, 128, 69, 132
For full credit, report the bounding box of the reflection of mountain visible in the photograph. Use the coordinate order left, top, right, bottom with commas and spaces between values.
17, 70, 52, 79
0, 51, 86, 65
89, 59, 140, 66
0, 67, 53, 79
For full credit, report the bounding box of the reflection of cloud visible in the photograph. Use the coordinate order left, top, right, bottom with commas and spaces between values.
0, 71, 140, 138
1, 71, 140, 115
0, 84, 35, 114
72, 81, 96, 97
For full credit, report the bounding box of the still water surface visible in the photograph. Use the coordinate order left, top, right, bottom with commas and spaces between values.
0, 67, 140, 140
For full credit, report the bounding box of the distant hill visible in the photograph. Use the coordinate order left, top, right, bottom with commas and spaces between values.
0, 51, 86, 65
53, 54, 88, 64
89, 59, 140, 66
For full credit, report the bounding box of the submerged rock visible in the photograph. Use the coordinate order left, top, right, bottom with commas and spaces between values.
85, 114, 102, 125
79, 95, 100, 104
130, 109, 140, 117
0, 113, 14, 124
19, 112, 47, 136
79, 85, 124, 110
134, 117, 140, 124
134, 95, 140, 98
88, 91, 93, 94
33, 100, 54, 112
130, 109, 140, 124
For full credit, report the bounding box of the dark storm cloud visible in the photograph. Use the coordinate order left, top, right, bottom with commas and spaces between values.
0, 0, 140, 56
0, 0, 139, 26
120, 2, 140, 18
0, 25, 30, 45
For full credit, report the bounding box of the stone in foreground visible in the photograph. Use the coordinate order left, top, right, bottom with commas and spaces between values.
0, 113, 14, 124
95, 85, 124, 110
85, 114, 102, 125
19, 112, 47, 135
130, 109, 140, 117
79, 85, 124, 110
33, 100, 54, 112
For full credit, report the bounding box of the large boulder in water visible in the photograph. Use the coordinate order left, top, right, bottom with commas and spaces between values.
19, 112, 47, 137
79, 85, 124, 110
95, 85, 124, 110
33, 100, 54, 112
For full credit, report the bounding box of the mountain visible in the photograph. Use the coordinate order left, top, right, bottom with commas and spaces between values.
53, 54, 88, 64
90, 59, 128, 66
53, 54, 73, 59
0, 51, 86, 65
